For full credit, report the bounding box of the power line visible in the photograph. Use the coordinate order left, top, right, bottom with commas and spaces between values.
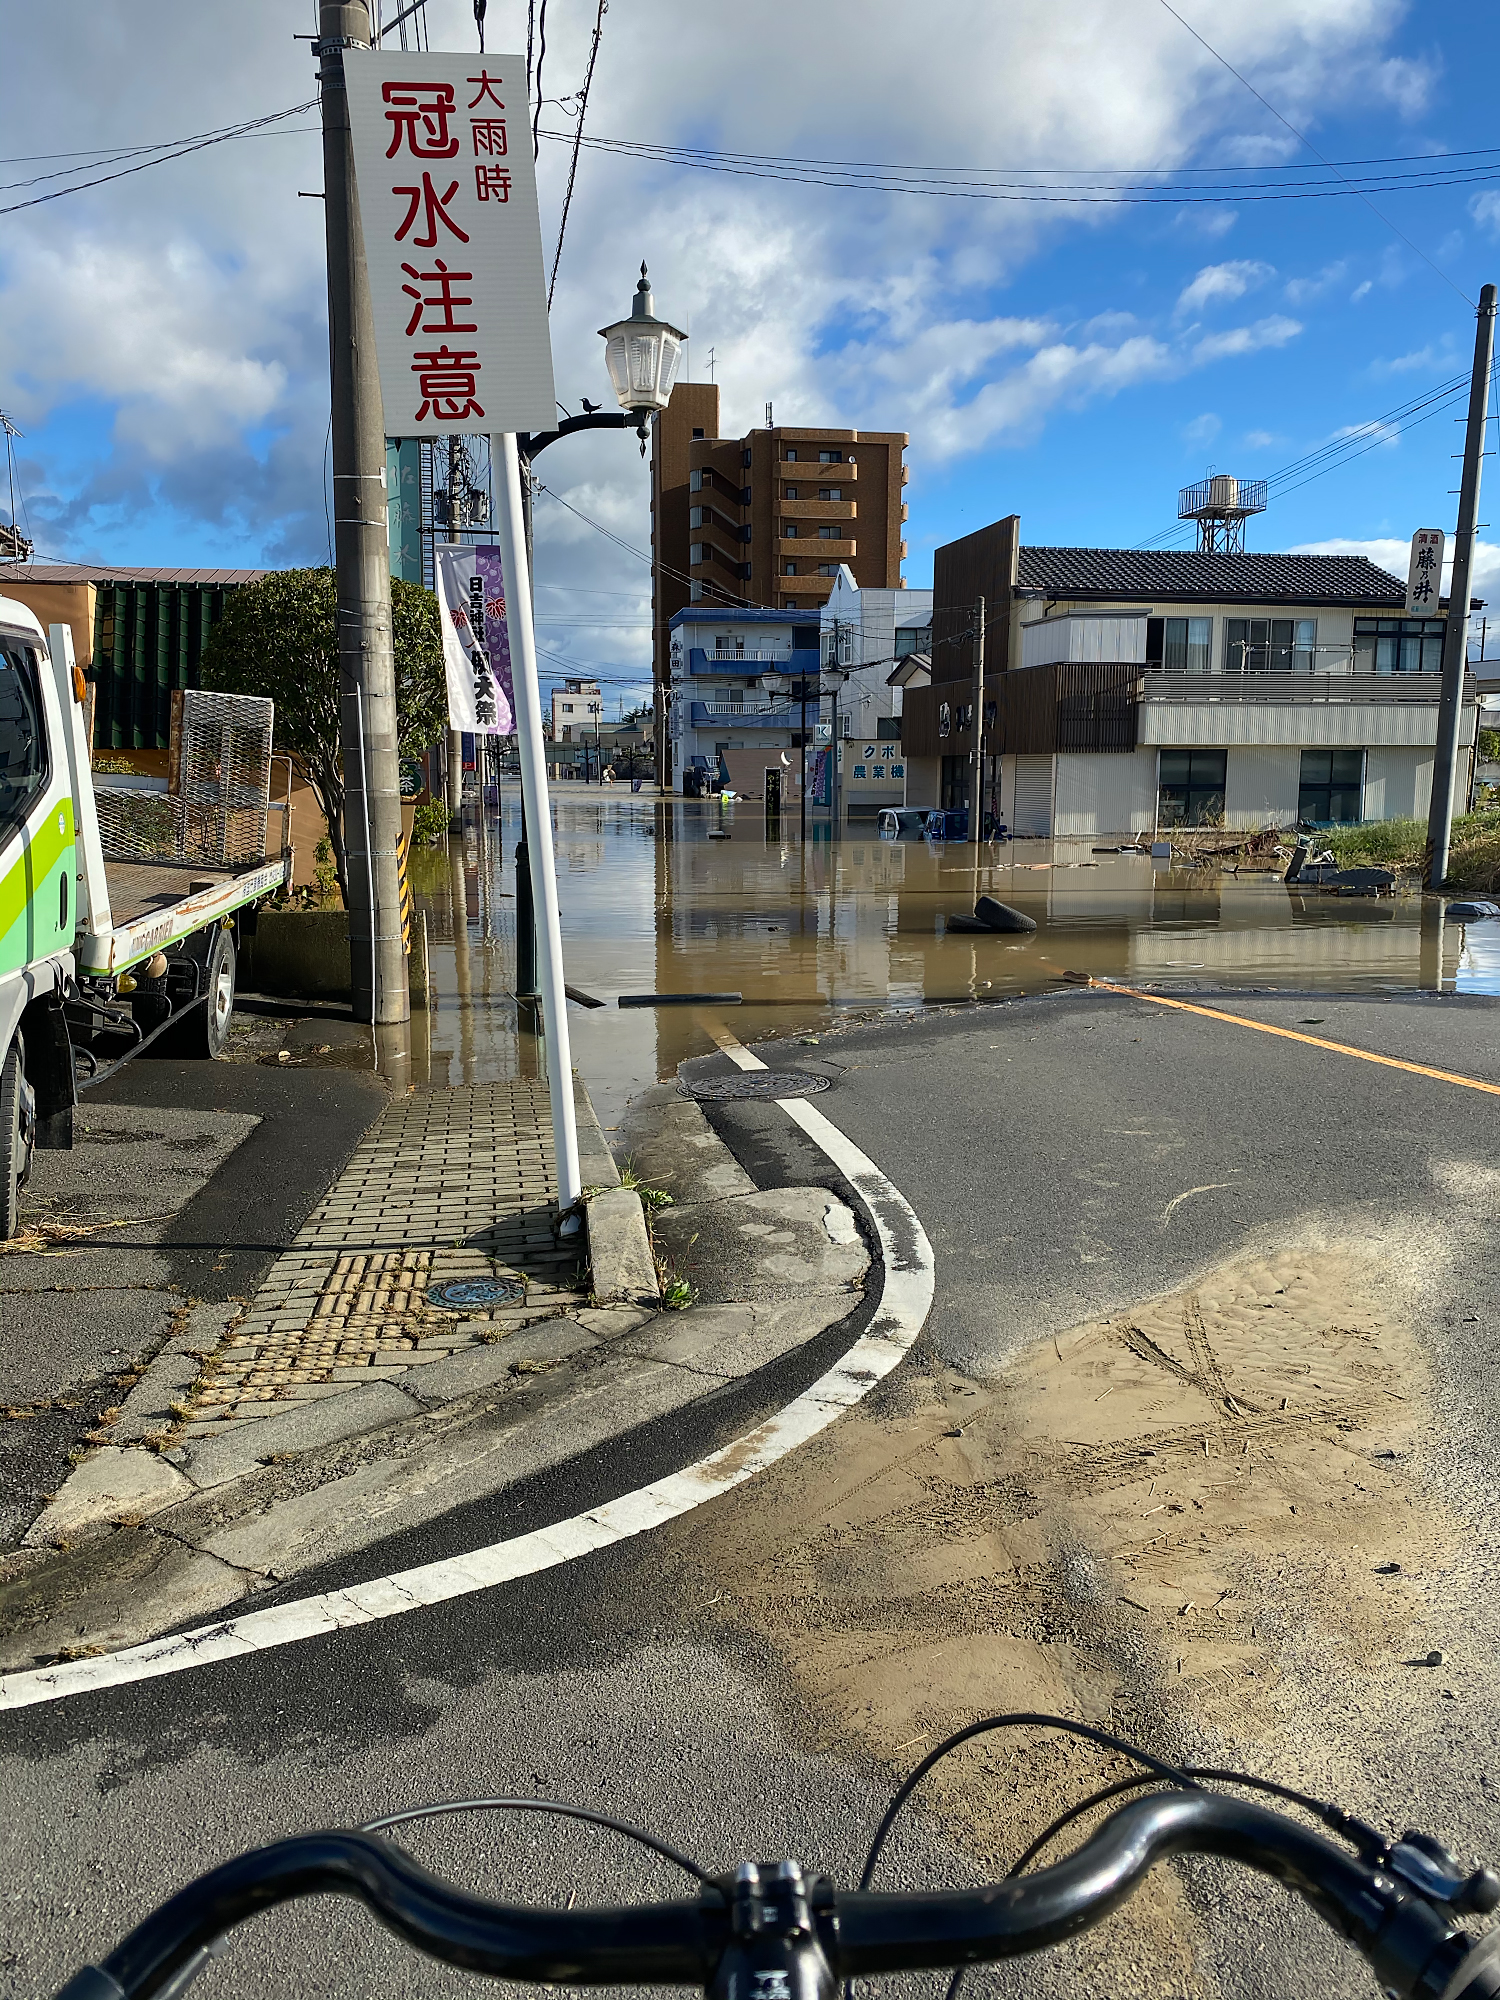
0, 102, 318, 219
1134, 373, 1475, 548
547, 0, 608, 309
1152, 0, 1472, 302
537, 128, 1500, 207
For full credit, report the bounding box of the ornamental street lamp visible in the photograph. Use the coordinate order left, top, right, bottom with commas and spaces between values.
599, 263, 687, 444
504, 262, 683, 992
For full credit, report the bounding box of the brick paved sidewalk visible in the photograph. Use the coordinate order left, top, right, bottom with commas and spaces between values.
150, 1080, 588, 1447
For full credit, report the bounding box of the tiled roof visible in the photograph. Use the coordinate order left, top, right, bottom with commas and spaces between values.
1016, 547, 1407, 606
0, 564, 267, 585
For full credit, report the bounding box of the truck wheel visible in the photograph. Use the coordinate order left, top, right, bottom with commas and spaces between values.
1, 1039, 34, 1242
163, 927, 236, 1060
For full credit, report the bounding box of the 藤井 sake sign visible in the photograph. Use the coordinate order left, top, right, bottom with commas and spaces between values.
436, 543, 515, 734
344, 50, 555, 437
1407, 528, 1445, 617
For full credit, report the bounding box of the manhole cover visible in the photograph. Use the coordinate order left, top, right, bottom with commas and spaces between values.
426, 1276, 526, 1310
681, 1072, 831, 1101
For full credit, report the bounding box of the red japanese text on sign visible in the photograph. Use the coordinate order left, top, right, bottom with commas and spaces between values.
400, 259, 477, 336
475, 166, 512, 203
382, 81, 461, 158
466, 71, 505, 108
411, 346, 485, 423
471, 118, 508, 155
393, 173, 469, 247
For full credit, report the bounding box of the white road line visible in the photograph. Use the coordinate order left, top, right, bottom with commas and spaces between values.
0, 1037, 934, 1711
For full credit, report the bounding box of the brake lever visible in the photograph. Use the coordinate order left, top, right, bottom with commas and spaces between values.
1388, 1835, 1500, 1920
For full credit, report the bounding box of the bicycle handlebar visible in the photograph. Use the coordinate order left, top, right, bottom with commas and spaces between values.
55, 1792, 1500, 2000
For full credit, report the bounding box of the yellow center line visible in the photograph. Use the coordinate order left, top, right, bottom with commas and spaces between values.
1093, 979, 1500, 1099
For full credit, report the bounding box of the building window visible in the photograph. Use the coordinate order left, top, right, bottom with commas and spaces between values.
784, 524, 798, 538
817, 525, 840, 540
818, 563, 841, 577
1353, 617, 1444, 673
818, 449, 844, 463
1158, 748, 1227, 826
1146, 615, 1212, 672
1224, 618, 1316, 673
784, 562, 799, 575
689, 506, 704, 529
818, 486, 842, 500
690, 543, 705, 564
785, 485, 798, 499
894, 626, 931, 658
689, 469, 702, 492
1299, 749, 1364, 823
562, 702, 574, 714
785, 449, 798, 462
692, 427, 705, 440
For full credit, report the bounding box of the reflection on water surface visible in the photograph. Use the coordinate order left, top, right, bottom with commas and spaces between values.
408, 789, 1482, 1127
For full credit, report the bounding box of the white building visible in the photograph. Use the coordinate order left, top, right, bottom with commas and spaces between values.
900, 530, 1480, 836
551, 678, 602, 743
816, 566, 931, 819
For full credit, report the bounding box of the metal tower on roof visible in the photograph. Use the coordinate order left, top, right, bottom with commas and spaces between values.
1177, 473, 1268, 554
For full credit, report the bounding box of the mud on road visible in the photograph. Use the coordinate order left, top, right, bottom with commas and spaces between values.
658, 1224, 1473, 1998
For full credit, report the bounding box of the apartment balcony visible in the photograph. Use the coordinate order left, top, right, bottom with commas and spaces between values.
779, 497, 856, 520
779, 458, 857, 479
689, 700, 797, 727
686, 646, 822, 677
1139, 668, 1467, 704
779, 536, 856, 559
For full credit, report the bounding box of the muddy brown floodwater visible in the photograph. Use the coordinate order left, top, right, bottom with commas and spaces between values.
407, 788, 1494, 1126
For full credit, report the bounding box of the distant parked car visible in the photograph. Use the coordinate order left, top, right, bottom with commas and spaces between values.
924, 807, 969, 840
877, 807, 930, 838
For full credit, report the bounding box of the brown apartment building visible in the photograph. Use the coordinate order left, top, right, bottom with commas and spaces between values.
649, 382, 909, 774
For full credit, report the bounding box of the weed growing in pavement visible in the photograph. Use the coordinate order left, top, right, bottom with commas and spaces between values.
661, 1274, 693, 1310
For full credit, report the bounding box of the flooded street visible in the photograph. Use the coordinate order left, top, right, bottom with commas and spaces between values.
405, 786, 1494, 1127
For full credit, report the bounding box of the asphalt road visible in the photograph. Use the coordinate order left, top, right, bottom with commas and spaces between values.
5, 988, 1500, 2000
0, 1024, 388, 1549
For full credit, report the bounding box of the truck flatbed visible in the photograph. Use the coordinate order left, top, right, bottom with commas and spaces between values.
80, 855, 292, 977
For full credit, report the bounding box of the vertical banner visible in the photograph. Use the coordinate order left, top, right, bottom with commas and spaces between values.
344, 50, 556, 437
436, 543, 515, 734
1407, 529, 1445, 616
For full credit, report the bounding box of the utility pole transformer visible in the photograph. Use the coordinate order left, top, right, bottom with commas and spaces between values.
1427, 282, 1497, 891
317, 0, 409, 1025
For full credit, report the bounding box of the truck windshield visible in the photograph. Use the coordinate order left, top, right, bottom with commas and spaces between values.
0, 640, 49, 843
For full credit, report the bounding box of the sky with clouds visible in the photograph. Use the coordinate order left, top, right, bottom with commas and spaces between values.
5, 0, 1500, 710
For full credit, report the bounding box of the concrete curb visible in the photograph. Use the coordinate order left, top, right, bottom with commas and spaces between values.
573, 1073, 662, 1307
0, 1092, 875, 1668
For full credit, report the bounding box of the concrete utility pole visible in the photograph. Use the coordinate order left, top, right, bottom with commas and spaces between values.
318, 0, 408, 1023
1427, 281, 1497, 890
969, 594, 987, 846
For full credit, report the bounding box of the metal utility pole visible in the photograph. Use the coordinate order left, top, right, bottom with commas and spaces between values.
317, 0, 408, 1024
969, 594, 987, 846
1427, 281, 1497, 890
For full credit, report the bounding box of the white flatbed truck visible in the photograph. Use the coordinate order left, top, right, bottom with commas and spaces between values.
1, 592, 292, 1237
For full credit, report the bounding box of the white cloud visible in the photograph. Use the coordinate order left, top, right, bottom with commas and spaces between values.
1351, 280, 1374, 303
1471, 191, 1500, 237
1191, 315, 1303, 363
1176, 260, 1276, 316
1182, 412, 1222, 450
0, 0, 1437, 598
1283, 260, 1350, 304
1243, 429, 1280, 449
1294, 537, 1500, 602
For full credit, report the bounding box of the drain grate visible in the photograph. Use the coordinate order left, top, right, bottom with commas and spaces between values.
426, 1275, 527, 1310
681, 1071, 831, 1101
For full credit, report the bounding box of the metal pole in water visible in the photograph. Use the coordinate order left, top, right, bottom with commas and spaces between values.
492, 431, 581, 1211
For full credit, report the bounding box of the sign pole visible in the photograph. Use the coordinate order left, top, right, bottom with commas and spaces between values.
492, 430, 581, 1212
